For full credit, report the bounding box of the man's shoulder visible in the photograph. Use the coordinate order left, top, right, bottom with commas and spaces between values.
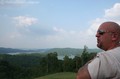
97, 47, 120, 59
88, 50, 118, 79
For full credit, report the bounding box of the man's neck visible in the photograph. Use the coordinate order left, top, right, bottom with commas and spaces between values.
107, 43, 120, 51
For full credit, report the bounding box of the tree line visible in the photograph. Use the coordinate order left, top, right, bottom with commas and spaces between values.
0, 46, 97, 79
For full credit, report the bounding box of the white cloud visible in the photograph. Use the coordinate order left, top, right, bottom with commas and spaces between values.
88, 18, 106, 35
0, 0, 39, 7
53, 27, 67, 35
47, 26, 91, 48
104, 3, 120, 19
13, 16, 38, 27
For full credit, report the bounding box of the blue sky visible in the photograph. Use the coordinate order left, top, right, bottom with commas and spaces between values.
0, 0, 120, 49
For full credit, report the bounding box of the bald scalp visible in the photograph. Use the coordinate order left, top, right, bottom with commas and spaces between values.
101, 21, 120, 35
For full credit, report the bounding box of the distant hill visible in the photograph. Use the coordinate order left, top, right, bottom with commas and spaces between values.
0, 47, 102, 55
0, 47, 48, 54
35, 72, 76, 79
45, 48, 102, 56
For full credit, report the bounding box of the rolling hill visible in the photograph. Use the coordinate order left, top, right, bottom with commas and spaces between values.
0, 47, 48, 54
45, 48, 101, 56
0, 47, 102, 56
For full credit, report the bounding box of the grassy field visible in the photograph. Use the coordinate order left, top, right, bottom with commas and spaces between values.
35, 72, 76, 79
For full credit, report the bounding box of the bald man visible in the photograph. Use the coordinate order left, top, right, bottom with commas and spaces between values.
77, 21, 120, 79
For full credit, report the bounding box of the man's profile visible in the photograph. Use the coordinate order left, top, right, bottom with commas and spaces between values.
77, 21, 120, 79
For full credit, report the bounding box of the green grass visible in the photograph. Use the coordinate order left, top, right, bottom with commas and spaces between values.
34, 72, 76, 79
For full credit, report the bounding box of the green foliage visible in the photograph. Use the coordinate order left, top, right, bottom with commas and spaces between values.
63, 56, 74, 72
0, 60, 14, 79
0, 46, 97, 79
81, 45, 97, 65
39, 52, 61, 74
73, 56, 82, 72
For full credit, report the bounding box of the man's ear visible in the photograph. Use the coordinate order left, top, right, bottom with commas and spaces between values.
112, 33, 118, 41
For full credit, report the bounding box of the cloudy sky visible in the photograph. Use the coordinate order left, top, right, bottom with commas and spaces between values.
0, 0, 120, 49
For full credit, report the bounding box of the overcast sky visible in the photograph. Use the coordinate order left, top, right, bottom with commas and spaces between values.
0, 0, 120, 49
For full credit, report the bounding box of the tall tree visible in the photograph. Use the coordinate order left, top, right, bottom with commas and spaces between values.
46, 52, 59, 73
81, 45, 90, 65
63, 55, 73, 72
73, 56, 82, 72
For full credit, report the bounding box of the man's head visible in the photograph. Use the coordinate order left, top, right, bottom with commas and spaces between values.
96, 21, 120, 51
